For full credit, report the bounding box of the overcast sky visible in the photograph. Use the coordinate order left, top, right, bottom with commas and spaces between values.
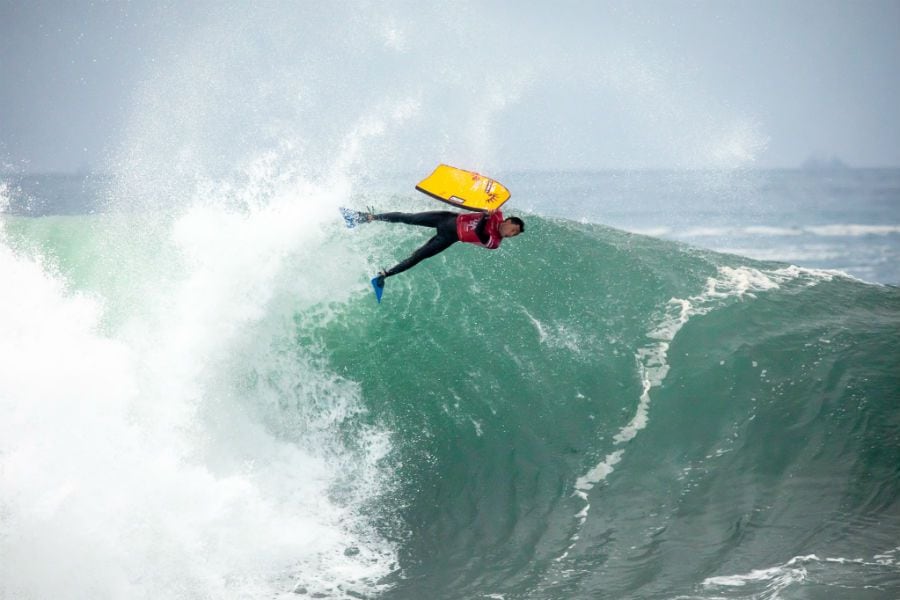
2, 1, 899, 173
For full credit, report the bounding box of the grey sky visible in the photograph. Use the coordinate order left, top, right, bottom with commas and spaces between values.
2, 1, 899, 173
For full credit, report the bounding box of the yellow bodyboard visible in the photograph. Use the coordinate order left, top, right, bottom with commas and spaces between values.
415, 164, 511, 212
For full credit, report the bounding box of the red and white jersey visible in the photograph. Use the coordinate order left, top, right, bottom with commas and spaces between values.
456, 211, 503, 249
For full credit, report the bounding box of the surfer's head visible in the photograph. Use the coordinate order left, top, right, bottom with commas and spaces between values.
500, 216, 524, 238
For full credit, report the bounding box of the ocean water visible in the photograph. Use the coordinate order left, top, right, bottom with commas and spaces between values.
1, 170, 898, 599
3, 3, 900, 597
507, 168, 900, 286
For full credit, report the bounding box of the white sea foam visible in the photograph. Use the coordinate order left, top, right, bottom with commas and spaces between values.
574, 450, 624, 495
702, 549, 900, 596
0, 167, 397, 598
805, 224, 900, 236
629, 226, 673, 238
703, 555, 814, 590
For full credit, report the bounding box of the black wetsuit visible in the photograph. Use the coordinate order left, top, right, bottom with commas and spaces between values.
374, 211, 490, 278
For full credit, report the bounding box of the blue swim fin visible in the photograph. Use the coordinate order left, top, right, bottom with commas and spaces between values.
339, 207, 360, 229
371, 274, 385, 303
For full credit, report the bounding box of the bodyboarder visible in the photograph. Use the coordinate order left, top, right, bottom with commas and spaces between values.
348, 208, 524, 297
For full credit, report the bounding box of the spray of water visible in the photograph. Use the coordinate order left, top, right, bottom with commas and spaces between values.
1, 4, 771, 597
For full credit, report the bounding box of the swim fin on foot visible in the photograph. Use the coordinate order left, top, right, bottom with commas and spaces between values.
339, 207, 363, 228
340, 207, 377, 228
371, 274, 385, 303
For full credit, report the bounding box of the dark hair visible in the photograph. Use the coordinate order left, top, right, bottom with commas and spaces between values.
506, 216, 525, 233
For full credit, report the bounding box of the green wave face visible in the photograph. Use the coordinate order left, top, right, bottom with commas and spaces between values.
284, 216, 900, 598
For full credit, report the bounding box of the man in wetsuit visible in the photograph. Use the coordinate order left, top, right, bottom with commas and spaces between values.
354, 209, 524, 288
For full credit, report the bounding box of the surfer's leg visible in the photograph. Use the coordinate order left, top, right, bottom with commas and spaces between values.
375, 211, 458, 229
383, 234, 456, 278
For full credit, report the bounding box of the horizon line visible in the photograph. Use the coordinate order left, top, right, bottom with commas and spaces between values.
5, 165, 900, 177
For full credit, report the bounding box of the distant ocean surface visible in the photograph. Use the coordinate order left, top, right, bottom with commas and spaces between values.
509, 168, 900, 286
1, 169, 898, 599
6, 168, 900, 283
